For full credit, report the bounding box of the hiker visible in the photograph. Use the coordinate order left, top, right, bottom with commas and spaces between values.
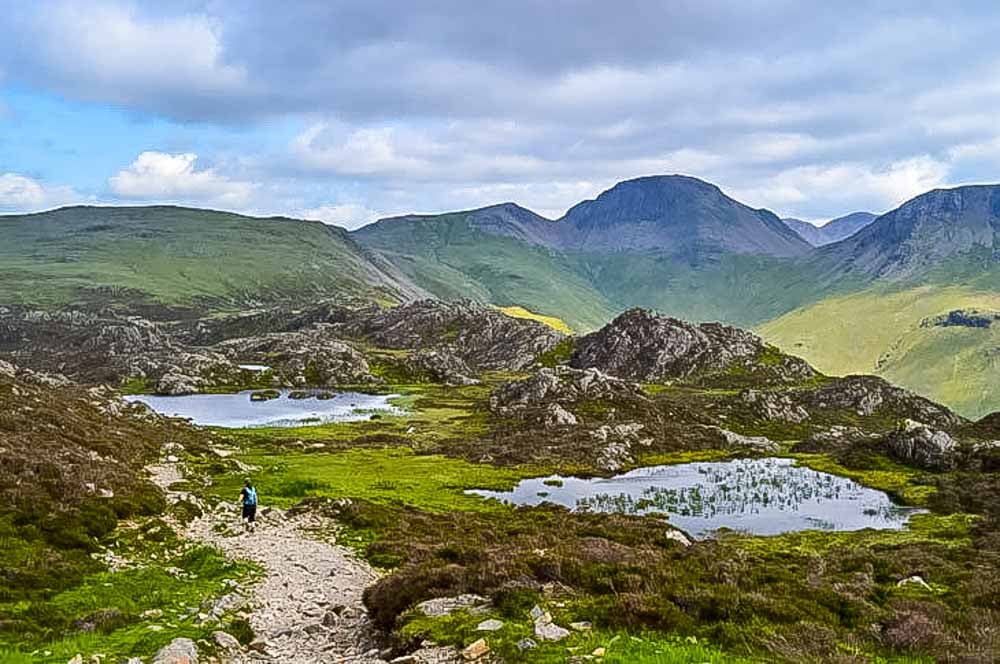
240, 479, 258, 533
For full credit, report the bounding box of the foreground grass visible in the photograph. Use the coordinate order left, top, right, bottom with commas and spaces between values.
0, 519, 258, 663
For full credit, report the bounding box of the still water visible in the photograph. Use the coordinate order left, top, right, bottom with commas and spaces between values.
125, 390, 400, 428
469, 457, 922, 538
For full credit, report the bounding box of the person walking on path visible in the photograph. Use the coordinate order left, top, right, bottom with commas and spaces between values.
240, 479, 258, 533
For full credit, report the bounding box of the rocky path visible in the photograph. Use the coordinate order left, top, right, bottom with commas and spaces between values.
149, 460, 459, 664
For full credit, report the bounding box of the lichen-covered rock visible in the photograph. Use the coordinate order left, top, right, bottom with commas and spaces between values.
883, 419, 958, 470
218, 326, 376, 386
571, 308, 815, 385
740, 389, 810, 423
804, 376, 964, 430
591, 423, 651, 471
543, 403, 578, 428
490, 367, 645, 415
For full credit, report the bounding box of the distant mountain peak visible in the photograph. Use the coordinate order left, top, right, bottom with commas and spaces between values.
557, 174, 810, 257
782, 212, 877, 246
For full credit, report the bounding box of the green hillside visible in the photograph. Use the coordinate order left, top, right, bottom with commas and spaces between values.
0, 206, 418, 311
354, 212, 617, 331
758, 285, 1000, 418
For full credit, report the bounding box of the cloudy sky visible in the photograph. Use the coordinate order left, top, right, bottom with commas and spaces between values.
2, 1, 1000, 228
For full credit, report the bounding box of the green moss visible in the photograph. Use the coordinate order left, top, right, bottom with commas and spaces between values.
537, 337, 575, 368
118, 376, 151, 395
790, 453, 935, 505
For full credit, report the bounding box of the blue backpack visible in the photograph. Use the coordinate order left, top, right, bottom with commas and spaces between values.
244, 487, 258, 506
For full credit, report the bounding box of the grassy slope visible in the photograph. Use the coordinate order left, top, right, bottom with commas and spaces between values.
572, 251, 838, 326
758, 285, 1000, 418
354, 214, 616, 331
0, 206, 407, 309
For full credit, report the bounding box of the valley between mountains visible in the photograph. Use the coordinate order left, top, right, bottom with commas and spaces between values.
2, 173, 999, 663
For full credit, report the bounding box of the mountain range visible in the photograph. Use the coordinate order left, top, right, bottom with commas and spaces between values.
1, 175, 998, 416
781, 212, 877, 246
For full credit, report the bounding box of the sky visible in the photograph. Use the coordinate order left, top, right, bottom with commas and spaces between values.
2, 1, 1000, 229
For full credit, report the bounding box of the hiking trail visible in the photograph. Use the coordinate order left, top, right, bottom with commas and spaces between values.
148, 458, 459, 664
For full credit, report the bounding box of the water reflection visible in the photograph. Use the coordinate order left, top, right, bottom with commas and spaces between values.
470, 457, 922, 538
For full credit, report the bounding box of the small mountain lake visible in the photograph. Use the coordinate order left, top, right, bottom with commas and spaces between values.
469, 457, 923, 538
125, 390, 401, 428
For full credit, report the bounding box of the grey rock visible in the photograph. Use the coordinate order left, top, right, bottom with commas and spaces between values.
543, 402, 578, 427
708, 426, 779, 453
883, 419, 958, 470
476, 618, 504, 631
806, 376, 964, 429
535, 620, 571, 641
152, 637, 198, 664
211, 631, 241, 652
416, 594, 489, 618
740, 389, 809, 423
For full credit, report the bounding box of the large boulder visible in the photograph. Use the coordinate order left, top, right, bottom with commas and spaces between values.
882, 419, 958, 471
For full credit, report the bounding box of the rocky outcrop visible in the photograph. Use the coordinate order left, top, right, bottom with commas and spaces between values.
592, 422, 652, 471
792, 426, 880, 454
338, 299, 564, 371
740, 389, 810, 423
882, 419, 958, 471
217, 326, 376, 386
571, 308, 815, 385
490, 367, 646, 416
922, 309, 999, 329
399, 349, 478, 385
803, 376, 964, 430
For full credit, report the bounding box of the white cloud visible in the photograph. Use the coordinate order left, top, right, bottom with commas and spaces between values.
732, 156, 950, 215
296, 203, 382, 230
109, 152, 257, 206
24, 2, 249, 118
0, 173, 82, 212
108, 151, 257, 207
